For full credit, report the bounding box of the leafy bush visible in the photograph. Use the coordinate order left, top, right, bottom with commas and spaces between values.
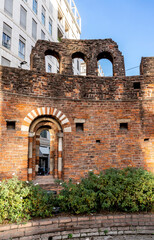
0, 176, 54, 223
57, 179, 97, 214
0, 168, 153, 223
57, 168, 154, 214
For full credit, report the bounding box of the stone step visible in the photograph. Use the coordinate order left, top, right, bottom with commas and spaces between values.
33, 175, 55, 184
39, 183, 63, 193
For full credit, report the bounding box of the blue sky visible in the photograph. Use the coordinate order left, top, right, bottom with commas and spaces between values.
75, 0, 154, 76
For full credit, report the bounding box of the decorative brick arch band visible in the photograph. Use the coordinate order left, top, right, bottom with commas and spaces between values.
21, 107, 72, 133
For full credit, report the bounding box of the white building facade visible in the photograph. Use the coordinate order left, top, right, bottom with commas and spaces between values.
0, 0, 81, 73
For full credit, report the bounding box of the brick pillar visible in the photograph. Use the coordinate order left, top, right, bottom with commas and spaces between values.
54, 138, 58, 179
61, 56, 73, 75
57, 132, 63, 179
50, 134, 54, 175
28, 133, 34, 181
30, 51, 46, 72
35, 134, 40, 175
87, 58, 98, 76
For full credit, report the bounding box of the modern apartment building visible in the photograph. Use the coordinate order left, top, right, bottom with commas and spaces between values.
0, 0, 81, 73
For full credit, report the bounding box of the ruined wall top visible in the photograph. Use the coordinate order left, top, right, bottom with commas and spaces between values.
30, 39, 125, 76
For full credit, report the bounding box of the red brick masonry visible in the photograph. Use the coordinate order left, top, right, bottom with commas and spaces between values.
0, 39, 154, 182
0, 214, 153, 240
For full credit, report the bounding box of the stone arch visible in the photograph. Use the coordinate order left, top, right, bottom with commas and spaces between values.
30, 40, 63, 73
97, 51, 113, 63
45, 49, 60, 61
93, 40, 125, 76
45, 49, 61, 73
72, 52, 86, 61
21, 107, 71, 181
22, 107, 71, 181
97, 51, 113, 76
21, 107, 71, 134
29, 119, 61, 180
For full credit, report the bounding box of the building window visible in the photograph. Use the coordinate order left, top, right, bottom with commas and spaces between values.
49, 18, 52, 36
77, 59, 80, 70
42, 6, 46, 25
6, 121, 16, 130
120, 123, 128, 130
1, 57, 10, 67
133, 82, 141, 89
40, 130, 47, 138
4, 0, 13, 17
49, 0, 53, 13
20, 5, 27, 30
33, 0, 37, 14
48, 64, 52, 72
32, 18, 37, 39
2, 22, 12, 50
41, 30, 45, 40
76, 123, 84, 132
18, 36, 26, 60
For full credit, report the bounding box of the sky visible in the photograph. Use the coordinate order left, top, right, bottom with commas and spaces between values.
75, 0, 154, 76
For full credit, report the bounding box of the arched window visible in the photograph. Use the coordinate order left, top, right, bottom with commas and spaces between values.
97, 52, 113, 77
45, 49, 60, 73
72, 52, 86, 76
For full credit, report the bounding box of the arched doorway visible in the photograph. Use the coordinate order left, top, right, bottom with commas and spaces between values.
28, 116, 63, 181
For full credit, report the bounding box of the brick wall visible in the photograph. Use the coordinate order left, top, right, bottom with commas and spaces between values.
0, 39, 154, 181
30, 39, 125, 76
0, 214, 153, 240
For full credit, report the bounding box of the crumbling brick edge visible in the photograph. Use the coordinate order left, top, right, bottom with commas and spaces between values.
0, 213, 153, 239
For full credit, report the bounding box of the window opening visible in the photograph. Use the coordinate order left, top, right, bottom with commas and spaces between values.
18, 36, 26, 60
49, 18, 52, 36
1, 57, 10, 67
72, 52, 86, 76
97, 52, 113, 77
2, 22, 12, 50
32, 19, 37, 40
133, 82, 140, 89
42, 6, 46, 26
40, 130, 47, 138
48, 63, 52, 73
58, 28, 63, 42
41, 30, 45, 40
33, 0, 37, 14
20, 5, 27, 30
6, 121, 16, 130
4, 0, 13, 17
76, 123, 84, 132
45, 50, 60, 73
120, 123, 128, 130
144, 138, 149, 142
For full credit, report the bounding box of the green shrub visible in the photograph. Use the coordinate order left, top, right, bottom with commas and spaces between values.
57, 179, 97, 214
57, 168, 154, 214
0, 176, 54, 223
0, 167, 153, 223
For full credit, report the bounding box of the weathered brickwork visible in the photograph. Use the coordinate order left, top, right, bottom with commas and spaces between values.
0, 39, 154, 182
0, 213, 153, 239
